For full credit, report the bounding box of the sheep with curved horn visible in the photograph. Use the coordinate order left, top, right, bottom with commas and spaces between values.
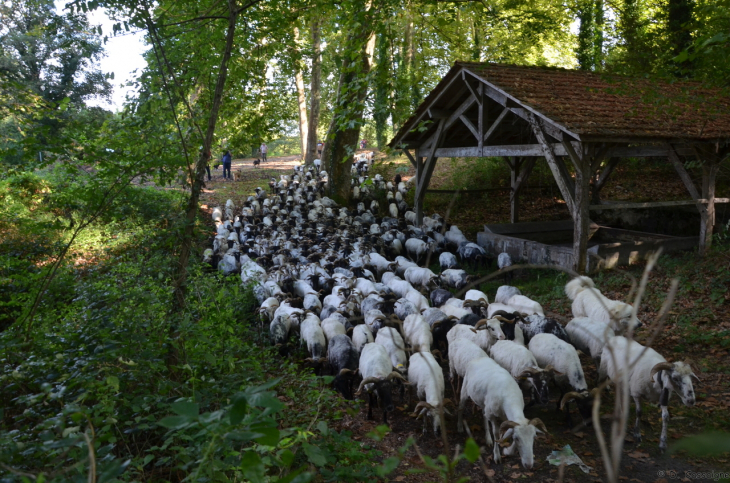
356, 343, 408, 424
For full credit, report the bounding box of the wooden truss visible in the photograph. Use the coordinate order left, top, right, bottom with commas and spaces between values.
393, 66, 729, 272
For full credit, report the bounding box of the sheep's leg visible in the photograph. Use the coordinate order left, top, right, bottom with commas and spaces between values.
488, 416, 501, 463
367, 392, 375, 420
659, 387, 671, 451
483, 411, 493, 446
457, 386, 469, 433
564, 401, 574, 427
633, 395, 642, 443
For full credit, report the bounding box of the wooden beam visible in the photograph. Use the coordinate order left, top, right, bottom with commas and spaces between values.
418, 143, 697, 159
513, 157, 537, 193
562, 139, 584, 173
419, 93, 477, 152
667, 144, 701, 200
428, 108, 453, 119
590, 199, 730, 210
700, 160, 720, 255
529, 114, 576, 216
416, 119, 446, 225
402, 149, 418, 168
569, 142, 592, 274
462, 72, 482, 106
595, 157, 619, 191
463, 70, 582, 142
483, 108, 509, 144
459, 115, 479, 141
510, 157, 520, 223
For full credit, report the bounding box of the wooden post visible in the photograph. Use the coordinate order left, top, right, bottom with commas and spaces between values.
699, 159, 719, 255
563, 140, 591, 273
511, 157, 536, 224
415, 119, 445, 225
667, 144, 722, 256
591, 157, 619, 204
529, 114, 576, 215
510, 157, 519, 223
415, 156, 424, 224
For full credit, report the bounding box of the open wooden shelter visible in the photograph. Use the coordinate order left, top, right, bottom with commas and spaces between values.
389, 62, 730, 272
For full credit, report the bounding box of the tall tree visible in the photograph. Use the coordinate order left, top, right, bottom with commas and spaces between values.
293, 25, 309, 159
305, 18, 322, 164
0, 0, 112, 105
373, 31, 391, 150
322, 2, 378, 205
667, 0, 695, 75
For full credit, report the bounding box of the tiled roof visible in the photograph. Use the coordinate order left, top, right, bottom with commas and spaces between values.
391, 62, 730, 146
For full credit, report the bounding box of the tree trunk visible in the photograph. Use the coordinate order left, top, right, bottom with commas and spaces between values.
577, 0, 596, 70
667, 0, 694, 75
322, 25, 376, 205
305, 19, 322, 165
293, 26, 309, 159
172, 1, 238, 309
373, 32, 390, 150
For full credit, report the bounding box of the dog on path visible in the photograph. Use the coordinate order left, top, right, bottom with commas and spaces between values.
253, 158, 261, 168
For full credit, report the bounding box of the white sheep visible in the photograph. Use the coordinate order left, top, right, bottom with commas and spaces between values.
375, 327, 408, 374
457, 357, 547, 468
528, 333, 592, 425
405, 238, 434, 264
301, 314, 326, 368
386, 277, 414, 299
403, 314, 433, 353
404, 288, 430, 313
352, 324, 374, 353
489, 340, 555, 406
599, 336, 698, 450
408, 351, 447, 434
505, 294, 544, 316
439, 252, 458, 271
356, 343, 406, 424
404, 267, 439, 291
446, 320, 504, 352
394, 256, 418, 277
495, 285, 521, 304
565, 276, 641, 335
321, 317, 347, 346
440, 269, 472, 290
565, 316, 615, 368
447, 337, 488, 397
364, 309, 387, 336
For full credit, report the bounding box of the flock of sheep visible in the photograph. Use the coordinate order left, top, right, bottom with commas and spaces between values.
202, 161, 699, 470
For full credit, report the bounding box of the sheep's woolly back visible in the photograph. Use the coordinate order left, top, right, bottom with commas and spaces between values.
489, 340, 538, 378
565, 276, 594, 300
408, 352, 445, 408
495, 285, 521, 305
497, 252, 512, 269
528, 333, 587, 392
352, 324, 374, 353
565, 317, 614, 359
446, 323, 494, 351
448, 337, 489, 379
375, 327, 407, 371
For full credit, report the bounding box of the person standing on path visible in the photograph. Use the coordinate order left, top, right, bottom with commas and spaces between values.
203, 150, 212, 181
317, 140, 323, 157
221, 150, 232, 179
260, 143, 268, 162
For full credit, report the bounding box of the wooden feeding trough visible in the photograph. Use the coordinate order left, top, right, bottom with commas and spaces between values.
476, 220, 699, 272
389, 62, 730, 273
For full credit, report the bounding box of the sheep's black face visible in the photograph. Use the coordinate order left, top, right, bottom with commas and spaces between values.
373, 381, 395, 414
577, 397, 594, 422
334, 374, 354, 400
